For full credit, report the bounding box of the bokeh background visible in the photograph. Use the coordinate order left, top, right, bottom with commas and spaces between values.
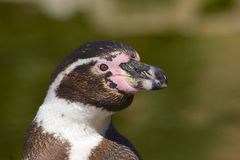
1, 0, 240, 159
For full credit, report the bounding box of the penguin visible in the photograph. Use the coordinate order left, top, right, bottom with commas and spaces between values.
23, 41, 168, 160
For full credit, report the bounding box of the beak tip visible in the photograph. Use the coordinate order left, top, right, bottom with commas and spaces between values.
152, 79, 168, 90
154, 70, 168, 90
161, 83, 168, 88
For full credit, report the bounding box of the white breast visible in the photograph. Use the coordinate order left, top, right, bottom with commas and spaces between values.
35, 97, 111, 160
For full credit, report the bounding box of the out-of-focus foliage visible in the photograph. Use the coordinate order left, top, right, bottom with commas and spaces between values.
0, 1, 240, 160
201, 0, 236, 14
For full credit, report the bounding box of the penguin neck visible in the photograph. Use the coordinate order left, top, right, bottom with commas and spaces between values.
35, 96, 112, 137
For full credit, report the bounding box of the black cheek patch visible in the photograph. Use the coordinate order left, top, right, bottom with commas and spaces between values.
105, 71, 112, 77
105, 72, 117, 88
107, 79, 118, 89
56, 63, 134, 112
105, 71, 120, 91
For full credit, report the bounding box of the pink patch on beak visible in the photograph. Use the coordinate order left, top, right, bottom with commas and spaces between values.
109, 76, 137, 93
96, 52, 140, 93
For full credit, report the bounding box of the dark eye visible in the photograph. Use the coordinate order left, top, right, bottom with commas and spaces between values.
99, 64, 109, 71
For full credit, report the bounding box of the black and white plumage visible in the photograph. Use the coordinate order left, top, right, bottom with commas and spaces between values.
23, 41, 168, 160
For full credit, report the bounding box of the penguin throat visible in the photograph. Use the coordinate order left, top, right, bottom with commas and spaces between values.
35, 97, 112, 160
37, 96, 112, 136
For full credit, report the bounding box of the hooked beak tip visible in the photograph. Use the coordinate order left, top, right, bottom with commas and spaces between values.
152, 69, 168, 90
119, 60, 168, 92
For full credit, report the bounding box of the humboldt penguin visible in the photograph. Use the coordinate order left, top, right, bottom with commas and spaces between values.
23, 41, 168, 160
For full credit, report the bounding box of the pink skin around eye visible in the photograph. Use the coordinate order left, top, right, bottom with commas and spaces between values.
97, 52, 140, 93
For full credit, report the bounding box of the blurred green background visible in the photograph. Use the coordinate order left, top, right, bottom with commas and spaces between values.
1, 0, 240, 160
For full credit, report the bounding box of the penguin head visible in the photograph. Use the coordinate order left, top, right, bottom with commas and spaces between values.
47, 41, 167, 112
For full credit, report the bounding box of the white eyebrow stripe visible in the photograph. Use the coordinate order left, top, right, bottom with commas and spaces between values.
44, 57, 100, 103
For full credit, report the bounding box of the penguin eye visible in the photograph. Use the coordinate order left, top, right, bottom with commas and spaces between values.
99, 64, 109, 71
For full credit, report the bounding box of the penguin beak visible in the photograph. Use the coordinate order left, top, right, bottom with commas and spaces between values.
120, 60, 168, 91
